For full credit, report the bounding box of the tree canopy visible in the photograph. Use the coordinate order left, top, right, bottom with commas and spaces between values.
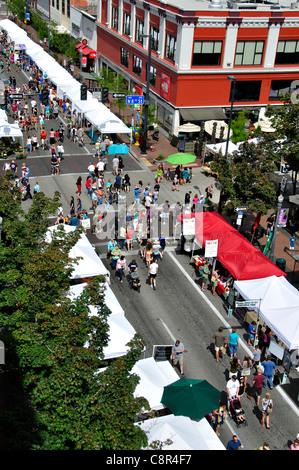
0, 177, 149, 450
266, 94, 299, 195
210, 135, 278, 216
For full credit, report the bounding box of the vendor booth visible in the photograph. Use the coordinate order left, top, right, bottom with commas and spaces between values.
188, 212, 287, 281
234, 275, 299, 350
132, 357, 178, 411
69, 284, 137, 360
0, 19, 132, 140
46, 225, 107, 280
137, 414, 225, 450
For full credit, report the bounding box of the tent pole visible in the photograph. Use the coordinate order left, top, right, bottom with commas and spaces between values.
254, 298, 262, 347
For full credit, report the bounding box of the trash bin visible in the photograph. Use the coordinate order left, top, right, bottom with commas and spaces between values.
276, 258, 286, 272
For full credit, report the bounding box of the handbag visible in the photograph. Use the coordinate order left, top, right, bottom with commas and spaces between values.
211, 275, 216, 282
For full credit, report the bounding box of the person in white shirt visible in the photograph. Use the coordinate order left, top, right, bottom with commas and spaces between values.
97, 159, 104, 173
226, 375, 240, 414
148, 259, 158, 290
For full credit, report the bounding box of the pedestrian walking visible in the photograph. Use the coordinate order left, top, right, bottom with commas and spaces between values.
171, 339, 184, 376
261, 355, 277, 389
254, 442, 270, 450
252, 344, 262, 371
226, 375, 240, 415
116, 255, 126, 283
247, 321, 257, 346
211, 269, 220, 296
226, 435, 242, 450
247, 367, 265, 406
206, 184, 214, 199
290, 439, 299, 450
229, 356, 241, 378
214, 401, 227, 437
261, 392, 273, 429
240, 356, 252, 391
201, 261, 210, 292
148, 258, 158, 290
228, 328, 240, 359
76, 176, 82, 196
213, 326, 228, 362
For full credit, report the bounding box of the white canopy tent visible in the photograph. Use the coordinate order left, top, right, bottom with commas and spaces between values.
234, 275, 299, 350
68, 284, 136, 360
69, 282, 125, 317
132, 358, 179, 411
0, 120, 24, 152
206, 140, 238, 155
137, 414, 225, 450
46, 225, 107, 279
0, 19, 132, 137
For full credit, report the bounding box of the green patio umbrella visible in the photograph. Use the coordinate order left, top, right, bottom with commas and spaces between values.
161, 378, 221, 420
166, 153, 197, 165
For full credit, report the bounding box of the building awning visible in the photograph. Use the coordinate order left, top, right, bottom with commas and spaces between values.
81, 46, 97, 58
76, 42, 84, 50
180, 107, 227, 122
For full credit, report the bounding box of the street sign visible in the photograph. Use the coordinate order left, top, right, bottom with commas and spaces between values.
126, 95, 144, 105
235, 207, 247, 212
9, 93, 23, 100
235, 300, 260, 308
112, 92, 126, 99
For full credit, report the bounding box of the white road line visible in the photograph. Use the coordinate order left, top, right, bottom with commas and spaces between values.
167, 251, 299, 418
160, 319, 176, 343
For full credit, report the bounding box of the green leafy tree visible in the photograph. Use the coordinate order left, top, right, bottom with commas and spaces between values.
230, 110, 249, 144
0, 178, 149, 450
211, 137, 277, 216
266, 94, 299, 194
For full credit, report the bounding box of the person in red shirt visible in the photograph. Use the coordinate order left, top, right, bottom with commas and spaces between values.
247, 368, 265, 406
40, 130, 47, 149
85, 176, 92, 196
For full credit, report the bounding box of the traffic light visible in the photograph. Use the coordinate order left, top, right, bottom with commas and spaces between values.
42, 88, 49, 105
80, 84, 88, 101
102, 87, 109, 103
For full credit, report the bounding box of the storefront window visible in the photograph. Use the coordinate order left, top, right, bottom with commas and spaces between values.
230, 81, 261, 102
269, 79, 298, 100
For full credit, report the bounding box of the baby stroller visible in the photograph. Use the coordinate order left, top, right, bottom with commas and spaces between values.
230, 397, 248, 428
128, 271, 141, 293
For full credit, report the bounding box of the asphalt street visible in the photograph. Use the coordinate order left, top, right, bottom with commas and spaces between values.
1, 59, 299, 451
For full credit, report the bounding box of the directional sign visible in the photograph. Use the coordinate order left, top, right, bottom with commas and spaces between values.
9, 93, 23, 100
235, 300, 260, 308
112, 92, 126, 99
126, 95, 144, 105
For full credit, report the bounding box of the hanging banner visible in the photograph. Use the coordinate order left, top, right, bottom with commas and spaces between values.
82, 56, 87, 67
160, 73, 171, 101
204, 239, 218, 258
278, 208, 289, 227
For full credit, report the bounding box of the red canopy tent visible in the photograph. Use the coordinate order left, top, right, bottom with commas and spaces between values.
180, 212, 287, 281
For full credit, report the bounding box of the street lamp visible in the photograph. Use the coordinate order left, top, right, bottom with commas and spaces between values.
140, 34, 152, 156
225, 76, 236, 157
269, 194, 284, 262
